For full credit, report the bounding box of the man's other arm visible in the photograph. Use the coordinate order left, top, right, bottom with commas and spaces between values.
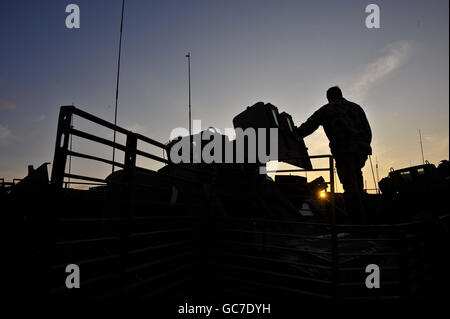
360, 107, 372, 144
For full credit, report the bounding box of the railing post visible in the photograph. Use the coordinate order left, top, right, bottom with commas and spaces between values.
51, 106, 74, 188
399, 230, 410, 299
119, 132, 137, 296
329, 155, 339, 299
124, 133, 137, 169
329, 155, 335, 195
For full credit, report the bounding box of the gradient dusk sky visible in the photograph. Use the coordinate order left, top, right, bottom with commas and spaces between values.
0, 0, 448, 189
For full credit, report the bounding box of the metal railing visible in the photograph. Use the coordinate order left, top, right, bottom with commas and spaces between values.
48, 105, 208, 298
43, 105, 446, 299
0, 178, 22, 187
210, 215, 445, 299
51, 105, 173, 188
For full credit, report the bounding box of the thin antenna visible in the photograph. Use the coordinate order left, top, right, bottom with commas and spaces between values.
186, 52, 192, 137
369, 155, 378, 194
419, 129, 425, 165
112, 0, 126, 173
375, 156, 380, 194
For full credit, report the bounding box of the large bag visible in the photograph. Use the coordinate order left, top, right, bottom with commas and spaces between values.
232, 102, 312, 169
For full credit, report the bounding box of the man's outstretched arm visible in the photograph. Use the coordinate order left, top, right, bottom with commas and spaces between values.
296, 109, 323, 138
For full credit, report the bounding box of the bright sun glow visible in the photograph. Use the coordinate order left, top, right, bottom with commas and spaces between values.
319, 190, 327, 199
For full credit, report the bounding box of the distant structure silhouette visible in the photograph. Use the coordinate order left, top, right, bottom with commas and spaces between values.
296, 86, 372, 223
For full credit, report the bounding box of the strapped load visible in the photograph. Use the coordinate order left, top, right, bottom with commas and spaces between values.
233, 102, 312, 169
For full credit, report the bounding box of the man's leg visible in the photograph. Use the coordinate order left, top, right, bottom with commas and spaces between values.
356, 154, 368, 223
335, 154, 357, 223
335, 154, 366, 224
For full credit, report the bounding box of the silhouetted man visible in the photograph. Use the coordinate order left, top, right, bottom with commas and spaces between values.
296, 86, 372, 224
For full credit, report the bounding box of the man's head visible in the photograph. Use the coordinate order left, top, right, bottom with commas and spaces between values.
326, 86, 343, 102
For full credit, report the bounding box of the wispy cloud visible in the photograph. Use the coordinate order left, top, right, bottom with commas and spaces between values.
349, 41, 412, 101
0, 99, 16, 110
126, 123, 144, 133
32, 115, 46, 122
0, 124, 12, 145
422, 134, 449, 162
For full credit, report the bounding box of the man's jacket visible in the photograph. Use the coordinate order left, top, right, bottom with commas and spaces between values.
296, 98, 372, 155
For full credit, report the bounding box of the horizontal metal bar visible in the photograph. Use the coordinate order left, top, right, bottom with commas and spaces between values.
64, 181, 106, 186
132, 216, 200, 221
337, 237, 401, 242
339, 296, 401, 300
213, 262, 332, 284
221, 252, 332, 270
56, 236, 119, 245
335, 221, 427, 231
130, 228, 196, 238
217, 216, 333, 227
338, 280, 400, 287
225, 228, 406, 244
64, 173, 106, 184
50, 272, 119, 295
218, 216, 430, 230
131, 199, 204, 209
129, 240, 193, 255
338, 252, 399, 257
126, 252, 192, 273
68, 105, 132, 136
135, 149, 169, 164
67, 150, 125, 169
135, 132, 167, 150
223, 228, 332, 240
219, 275, 332, 299
52, 254, 120, 270
57, 217, 199, 224
309, 155, 332, 159
69, 127, 126, 152
339, 266, 400, 272
57, 217, 122, 222
69, 105, 167, 150
221, 240, 333, 255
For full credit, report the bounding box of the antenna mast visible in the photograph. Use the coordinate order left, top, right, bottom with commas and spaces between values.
112, 0, 125, 173
186, 52, 192, 137
369, 155, 378, 194
375, 156, 380, 194
419, 129, 425, 165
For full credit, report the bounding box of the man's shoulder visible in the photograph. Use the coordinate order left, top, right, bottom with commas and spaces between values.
318, 103, 332, 112
342, 99, 366, 114
342, 98, 361, 107
319, 99, 364, 116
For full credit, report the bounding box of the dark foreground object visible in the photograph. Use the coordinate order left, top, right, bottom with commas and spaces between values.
1, 105, 448, 299
2, 173, 449, 299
